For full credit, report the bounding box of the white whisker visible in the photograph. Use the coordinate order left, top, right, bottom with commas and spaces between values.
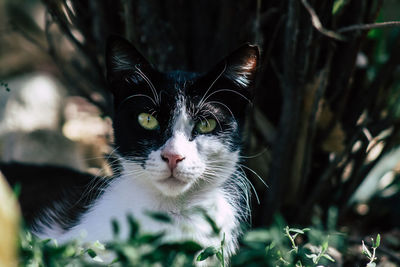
239, 148, 269, 159
239, 164, 269, 189
134, 66, 159, 105
197, 62, 227, 110
202, 88, 251, 104
120, 93, 157, 107
236, 166, 259, 204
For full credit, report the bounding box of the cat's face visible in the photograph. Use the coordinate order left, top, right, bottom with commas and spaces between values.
106, 36, 258, 197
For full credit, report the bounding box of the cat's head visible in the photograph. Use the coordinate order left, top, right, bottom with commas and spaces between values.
106, 36, 259, 197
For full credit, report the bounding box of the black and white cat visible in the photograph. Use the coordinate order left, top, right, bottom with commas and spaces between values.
2, 36, 259, 261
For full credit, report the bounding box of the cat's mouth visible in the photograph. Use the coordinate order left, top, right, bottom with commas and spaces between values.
158, 176, 187, 186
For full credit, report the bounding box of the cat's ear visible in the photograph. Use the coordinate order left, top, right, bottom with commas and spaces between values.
106, 35, 152, 80
194, 44, 259, 118
219, 43, 259, 95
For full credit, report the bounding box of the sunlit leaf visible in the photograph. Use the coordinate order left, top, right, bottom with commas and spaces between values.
289, 228, 306, 235
373, 234, 381, 249
332, 0, 347, 14
362, 241, 372, 258
196, 246, 218, 261
323, 253, 335, 262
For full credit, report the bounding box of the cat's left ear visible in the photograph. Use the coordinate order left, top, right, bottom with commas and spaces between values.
217, 43, 260, 98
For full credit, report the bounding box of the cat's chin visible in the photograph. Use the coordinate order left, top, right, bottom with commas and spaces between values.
153, 176, 193, 197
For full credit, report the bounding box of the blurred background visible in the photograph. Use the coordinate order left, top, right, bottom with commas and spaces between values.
1, 0, 400, 264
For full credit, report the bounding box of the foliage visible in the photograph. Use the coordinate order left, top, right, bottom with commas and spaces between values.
18, 215, 203, 267
362, 234, 381, 267
16, 213, 356, 267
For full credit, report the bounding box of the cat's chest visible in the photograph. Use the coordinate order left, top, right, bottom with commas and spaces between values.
59, 175, 237, 250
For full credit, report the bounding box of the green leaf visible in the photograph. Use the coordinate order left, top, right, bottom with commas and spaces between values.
332, 0, 347, 14
65, 245, 79, 258
216, 251, 223, 263
265, 242, 276, 253
243, 229, 271, 243
374, 234, 381, 248
322, 240, 329, 252
111, 219, 120, 237
305, 253, 318, 264
199, 209, 220, 235
137, 232, 165, 244
323, 254, 335, 262
92, 240, 105, 250
13, 183, 21, 198
40, 238, 52, 245
145, 211, 173, 223
158, 241, 203, 254
86, 248, 97, 258
208, 218, 221, 235
295, 260, 304, 267
196, 246, 218, 261
367, 263, 376, 267
362, 241, 372, 258
110, 258, 120, 264
368, 29, 381, 39
127, 215, 139, 240
288, 228, 306, 235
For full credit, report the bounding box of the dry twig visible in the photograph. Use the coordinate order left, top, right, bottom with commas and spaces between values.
301, 0, 346, 41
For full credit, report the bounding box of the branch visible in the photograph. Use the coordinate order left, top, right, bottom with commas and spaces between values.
302, 0, 400, 40
261, 0, 300, 225
9, 22, 48, 53
44, 13, 109, 115
123, 0, 135, 41
301, 0, 346, 41
338, 21, 400, 33
42, 0, 104, 78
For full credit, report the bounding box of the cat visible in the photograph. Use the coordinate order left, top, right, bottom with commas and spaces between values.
1, 36, 259, 263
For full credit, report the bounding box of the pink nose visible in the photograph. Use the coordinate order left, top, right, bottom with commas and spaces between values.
161, 152, 185, 170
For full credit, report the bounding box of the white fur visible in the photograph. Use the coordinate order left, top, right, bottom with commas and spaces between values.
38, 105, 243, 262
225, 58, 257, 88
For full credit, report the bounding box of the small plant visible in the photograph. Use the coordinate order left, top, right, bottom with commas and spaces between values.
18, 213, 204, 267
305, 239, 335, 265
284, 226, 310, 254
15, 213, 349, 266
362, 234, 381, 267
231, 215, 340, 266
196, 233, 226, 267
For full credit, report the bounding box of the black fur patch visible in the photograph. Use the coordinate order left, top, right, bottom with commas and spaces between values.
0, 163, 110, 232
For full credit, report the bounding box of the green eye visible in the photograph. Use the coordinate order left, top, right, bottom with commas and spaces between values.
196, 119, 217, 134
138, 113, 159, 130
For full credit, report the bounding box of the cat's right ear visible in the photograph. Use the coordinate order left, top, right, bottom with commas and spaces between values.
106, 35, 152, 82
